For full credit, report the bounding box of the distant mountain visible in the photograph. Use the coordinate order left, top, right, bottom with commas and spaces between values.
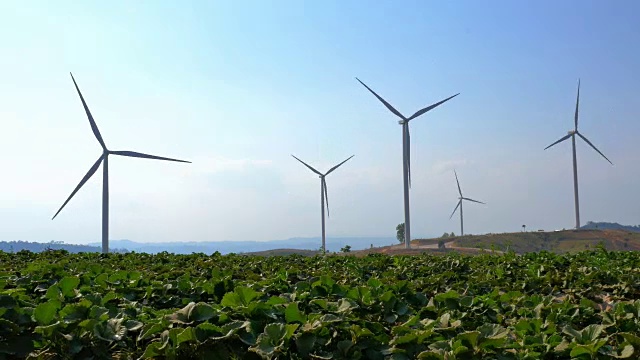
0, 241, 128, 253
580, 221, 640, 232
89, 237, 397, 254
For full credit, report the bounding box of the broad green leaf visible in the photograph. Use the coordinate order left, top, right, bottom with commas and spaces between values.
167, 302, 195, 324
265, 323, 287, 342
124, 319, 143, 331
139, 323, 165, 341
478, 324, 508, 339
45, 285, 62, 301
562, 325, 582, 341
367, 278, 382, 288
58, 276, 80, 297
417, 351, 445, 360
620, 333, 640, 347
266, 296, 287, 305
176, 327, 196, 345
101, 291, 117, 305
434, 290, 459, 302
34, 300, 60, 325
59, 303, 90, 323
190, 302, 216, 322
34, 321, 61, 337
392, 333, 418, 345
285, 302, 306, 324
221, 286, 260, 307
296, 332, 316, 356
88, 305, 110, 321
337, 298, 358, 313
320, 314, 341, 323
569, 345, 592, 358
142, 342, 164, 359
617, 345, 635, 358
580, 324, 604, 343
310, 299, 329, 309
95, 318, 128, 342
457, 331, 480, 349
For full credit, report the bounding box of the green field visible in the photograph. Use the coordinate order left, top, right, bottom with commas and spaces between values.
1, 249, 640, 359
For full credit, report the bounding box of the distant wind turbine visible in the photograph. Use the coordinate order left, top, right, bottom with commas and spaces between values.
291, 154, 354, 253
544, 80, 613, 229
356, 77, 459, 248
52, 73, 191, 254
449, 170, 485, 236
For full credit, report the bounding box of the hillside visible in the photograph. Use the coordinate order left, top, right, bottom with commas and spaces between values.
413, 229, 640, 254
581, 221, 640, 232
242, 248, 320, 257
243, 229, 640, 257
0, 241, 128, 254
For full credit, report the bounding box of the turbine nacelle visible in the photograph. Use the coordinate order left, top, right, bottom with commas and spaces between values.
567, 130, 577, 135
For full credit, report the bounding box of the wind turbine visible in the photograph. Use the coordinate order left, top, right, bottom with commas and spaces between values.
448, 170, 485, 236
291, 154, 354, 253
52, 73, 191, 254
544, 80, 613, 229
356, 77, 459, 248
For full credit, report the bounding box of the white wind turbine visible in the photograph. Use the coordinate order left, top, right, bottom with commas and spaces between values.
356, 77, 459, 248
52, 73, 191, 253
291, 154, 354, 252
448, 170, 485, 236
544, 80, 613, 229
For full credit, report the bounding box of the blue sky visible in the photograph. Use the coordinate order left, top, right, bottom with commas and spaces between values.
1, 1, 639, 243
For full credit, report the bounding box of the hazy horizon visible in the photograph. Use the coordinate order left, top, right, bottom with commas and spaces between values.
1, 1, 639, 245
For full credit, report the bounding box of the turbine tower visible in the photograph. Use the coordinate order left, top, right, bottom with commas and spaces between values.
449, 170, 485, 236
52, 73, 191, 254
356, 77, 459, 248
292, 154, 354, 253
544, 80, 613, 229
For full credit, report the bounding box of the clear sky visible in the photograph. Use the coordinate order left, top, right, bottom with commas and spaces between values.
1, 1, 639, 244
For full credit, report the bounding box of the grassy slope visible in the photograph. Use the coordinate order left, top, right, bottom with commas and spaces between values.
242, 248, 320, 257
244, 229, 640, 256
416, 229, 640, 254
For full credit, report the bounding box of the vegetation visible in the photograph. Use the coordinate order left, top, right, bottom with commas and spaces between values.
422, 229, 640, 254
581, 222, 640, 233
0, 241, 128, 254
2, 249, 640, 359
396, 223, 405, 243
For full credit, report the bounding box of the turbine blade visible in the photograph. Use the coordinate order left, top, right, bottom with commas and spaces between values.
291, 155, 322, 175
454, 170, 462, 196
407, 93, 460, 121
70, 73, 107, 150
463, 197, 485, 205
574, 79, 580, 131
323, 178, 329, 218
576, 132, 613, 165
355, 77, 406, 120
325, 155, 355, 176
111, 150, 191, 163
449, 200, 461, 219
544, 134, 572, 150
52, 155, 104, 220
